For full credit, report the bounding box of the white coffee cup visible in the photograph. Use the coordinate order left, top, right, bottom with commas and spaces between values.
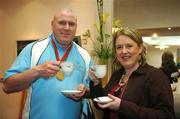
60, 62, 74, 75
93, 65, 106, 78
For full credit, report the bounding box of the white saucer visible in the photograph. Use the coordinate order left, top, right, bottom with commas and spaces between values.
61, 90, 82, 95
93, 96, 113, 104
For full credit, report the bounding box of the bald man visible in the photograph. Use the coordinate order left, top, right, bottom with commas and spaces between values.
3, 8, 93, 119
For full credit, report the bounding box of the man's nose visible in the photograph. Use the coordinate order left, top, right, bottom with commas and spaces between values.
64, 23, 70, 29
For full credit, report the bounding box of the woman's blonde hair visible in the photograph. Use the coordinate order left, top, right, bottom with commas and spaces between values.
112, 27, 146, 69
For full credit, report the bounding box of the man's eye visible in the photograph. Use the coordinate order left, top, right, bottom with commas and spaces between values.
58, 21, 66, 25
58, 21, 76, 27
68, 22, 75, 27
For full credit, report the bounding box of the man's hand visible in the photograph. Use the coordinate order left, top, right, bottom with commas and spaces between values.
32, 61, 61, 78
65, 84, 87, 101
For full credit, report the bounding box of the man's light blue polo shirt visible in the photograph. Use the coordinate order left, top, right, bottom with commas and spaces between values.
4, 35, 92, 119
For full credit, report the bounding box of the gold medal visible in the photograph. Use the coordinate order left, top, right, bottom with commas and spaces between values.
51, 38, 72, 81
56, 71, 64, 80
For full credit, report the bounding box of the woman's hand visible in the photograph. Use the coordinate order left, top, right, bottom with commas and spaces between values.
89, 68, 100, 86
97, 94, 121, 111
65, 84, 87, 101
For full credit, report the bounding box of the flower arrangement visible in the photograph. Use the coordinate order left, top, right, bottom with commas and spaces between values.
82, 0, 114, 64
94, 0, 114, 61
93, 13, 113, 60
82, 0, 122, 64
82, 0, 122, 86
112, 18, 122, 35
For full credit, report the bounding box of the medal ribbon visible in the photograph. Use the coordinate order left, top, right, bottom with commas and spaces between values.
51, 38, 72, 62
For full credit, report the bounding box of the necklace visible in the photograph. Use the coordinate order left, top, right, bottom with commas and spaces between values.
51, 38, 72, 80
119, 74, 128, 86
116, 74, 129, 98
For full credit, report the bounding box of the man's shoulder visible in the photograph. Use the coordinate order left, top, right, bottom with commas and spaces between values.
73, 42, 86, 50
31, 37, 51, 66
32, 37, 50, 46
73, 42, 90, 55
31, 37, 50, 52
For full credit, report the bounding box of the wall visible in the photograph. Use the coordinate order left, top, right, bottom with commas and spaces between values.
0, 0, 96, 73
114, 0, 180, 28
146, 46, 177, 68
0, 8, 3, 74
0, 84, 4, 119
0, 7, 5, 119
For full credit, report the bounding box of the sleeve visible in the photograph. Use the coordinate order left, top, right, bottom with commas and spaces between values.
89, 71, 118, 99
3, 43, 34, 80
83, 59, 94, 98
84, 60, 93, 89
118, 69, 175, 119
89, 81, 104, 99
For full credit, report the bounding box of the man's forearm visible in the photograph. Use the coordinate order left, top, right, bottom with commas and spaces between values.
3, 68, 39, 93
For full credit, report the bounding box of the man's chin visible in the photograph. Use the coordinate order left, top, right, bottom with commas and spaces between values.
61, 40, 72, 46
61, 37, 72, 41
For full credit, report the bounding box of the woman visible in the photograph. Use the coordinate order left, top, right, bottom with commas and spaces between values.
160, 51, 179, 84
89, 27, 175, 119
